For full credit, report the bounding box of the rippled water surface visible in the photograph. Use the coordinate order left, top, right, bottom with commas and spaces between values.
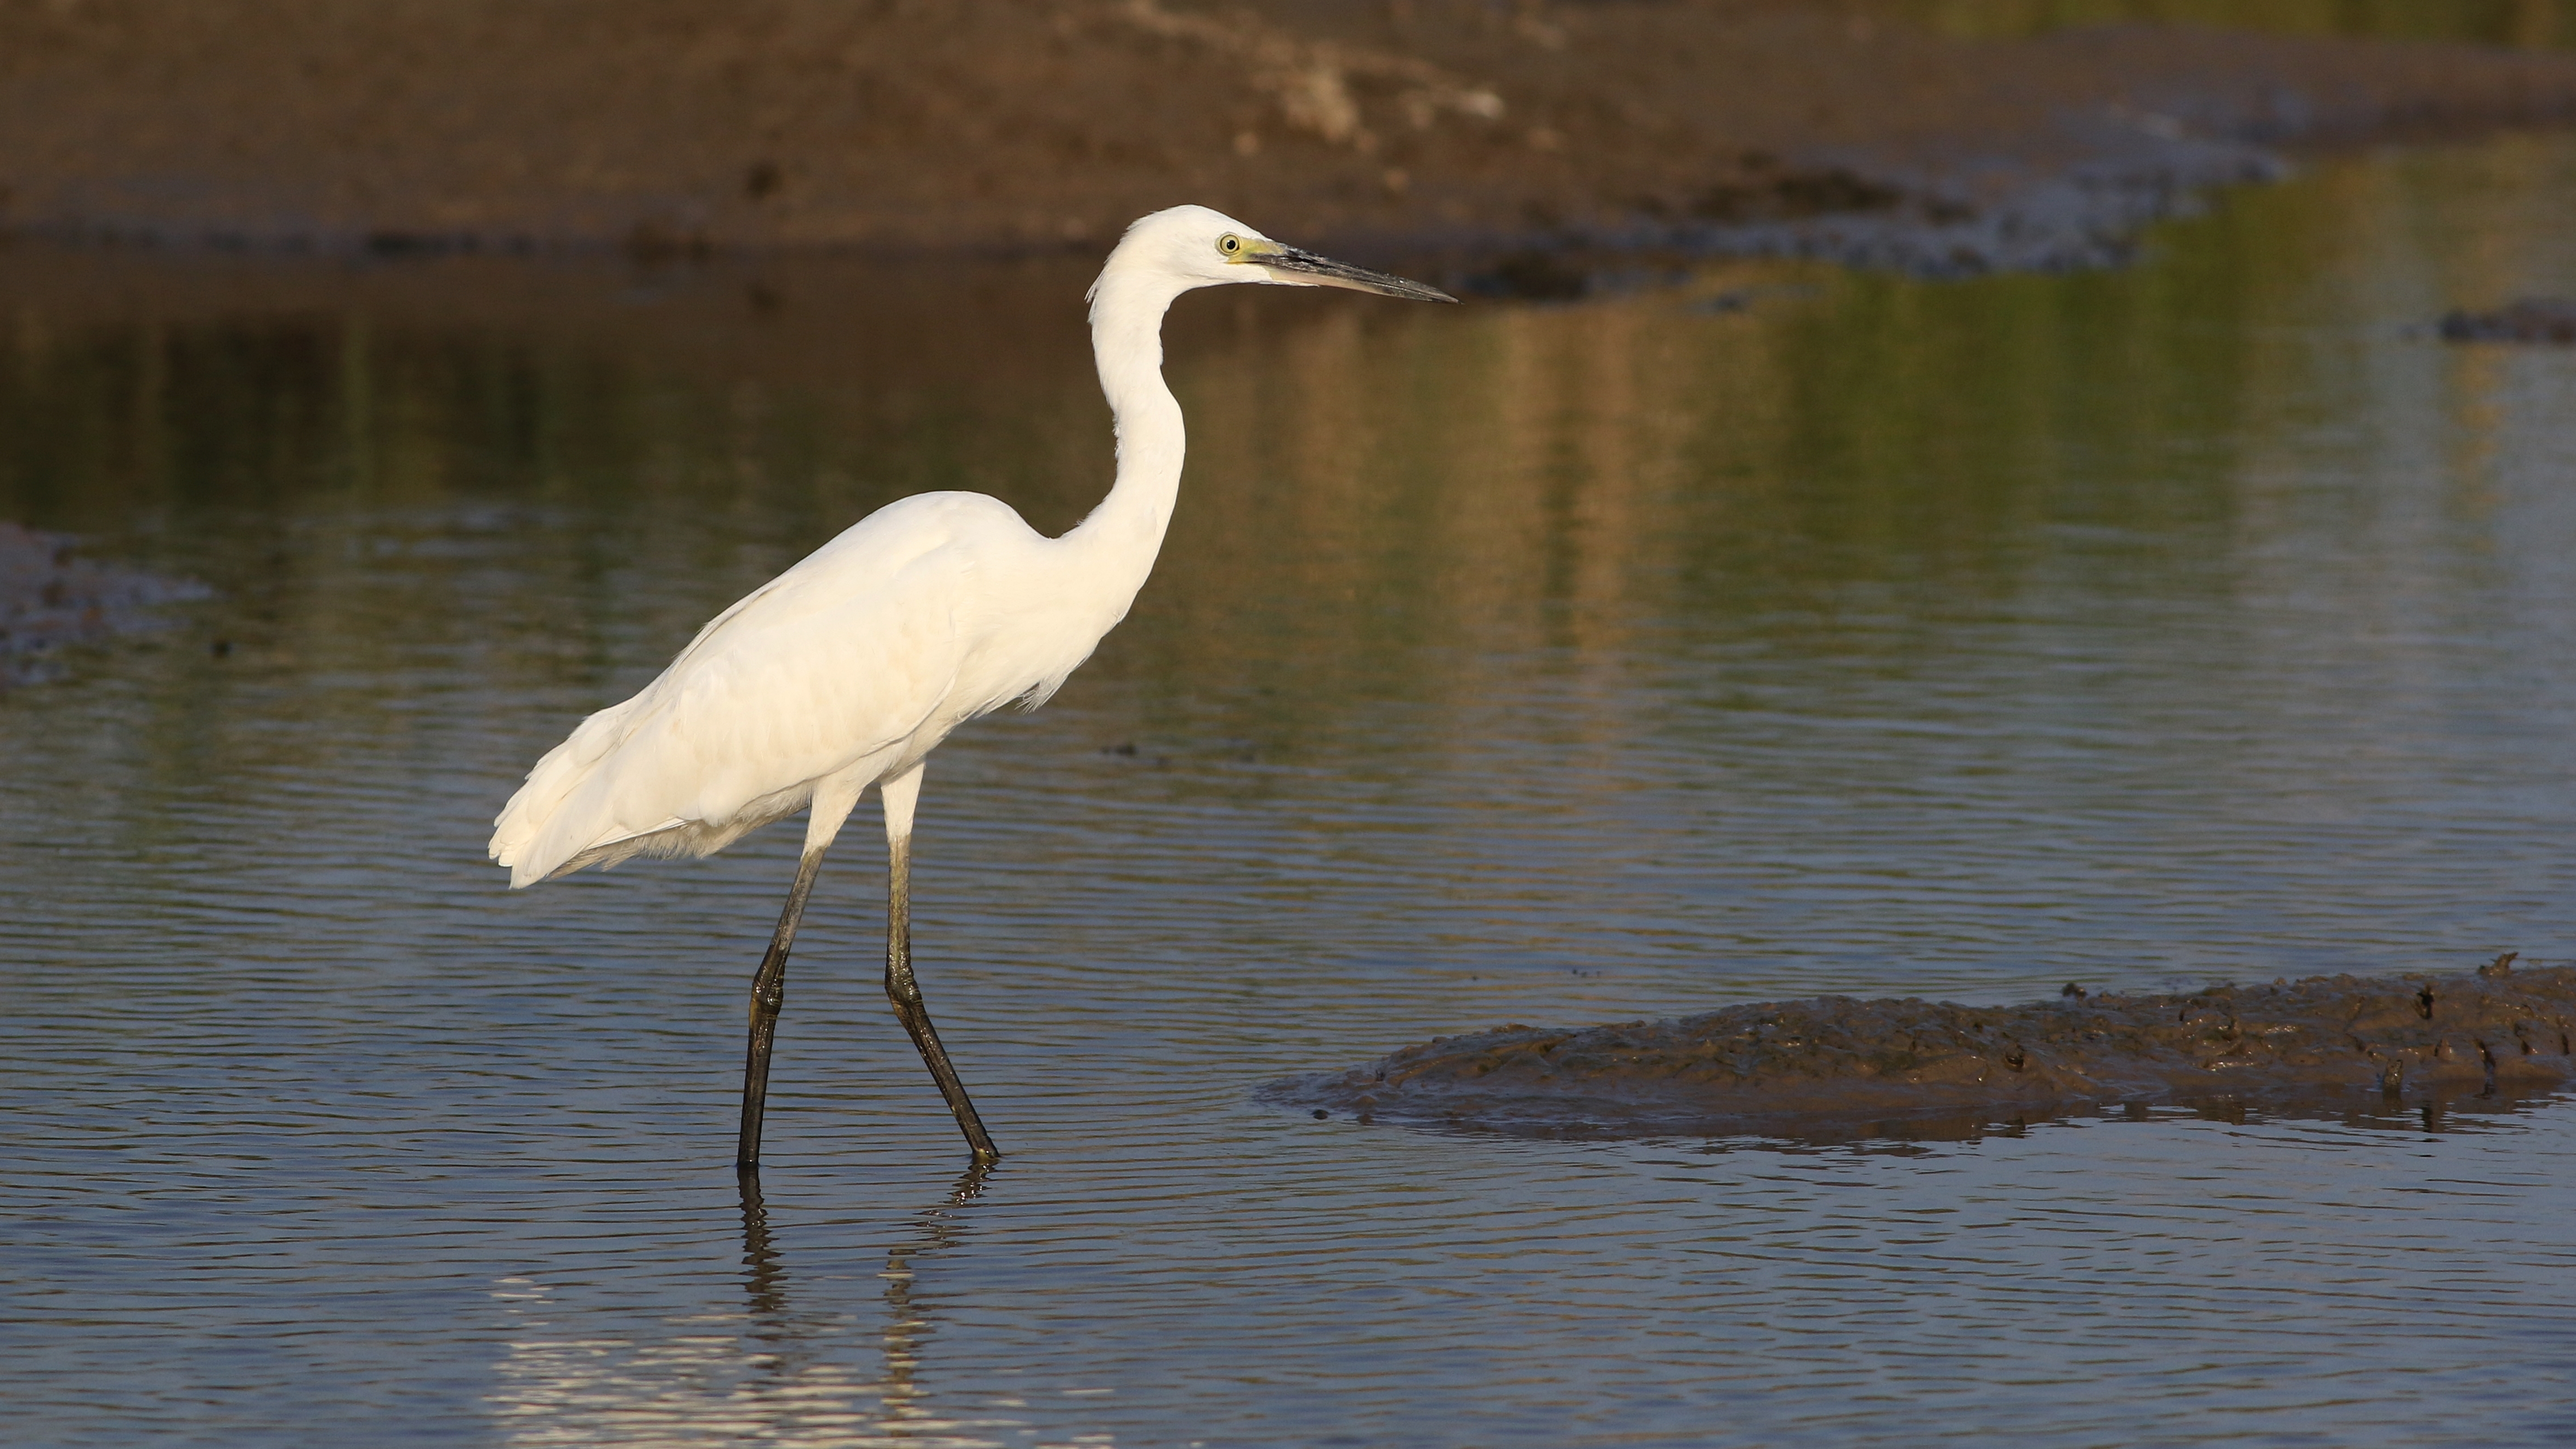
7, 137, 2576, 1447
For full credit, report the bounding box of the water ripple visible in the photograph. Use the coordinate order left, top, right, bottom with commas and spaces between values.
8, 137, 2576, 1446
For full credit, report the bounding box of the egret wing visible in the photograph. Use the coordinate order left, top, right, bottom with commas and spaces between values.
493, 494, 1027, 884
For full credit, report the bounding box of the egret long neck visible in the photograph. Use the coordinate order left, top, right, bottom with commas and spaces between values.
1067, 273, 1187, 578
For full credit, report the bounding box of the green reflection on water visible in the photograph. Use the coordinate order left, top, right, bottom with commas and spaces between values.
2, 136, 2564, 683
2, 133, 2571, 991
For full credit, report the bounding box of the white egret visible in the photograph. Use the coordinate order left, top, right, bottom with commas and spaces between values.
490, 205, 1456, 1168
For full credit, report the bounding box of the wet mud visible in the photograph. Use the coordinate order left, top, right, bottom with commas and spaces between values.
1269, 959, 2576, 1143
0, 523, 208, 687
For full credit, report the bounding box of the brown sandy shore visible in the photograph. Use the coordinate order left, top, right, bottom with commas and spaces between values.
6, 2, 2576, 275
1267, 960, 2576, 1141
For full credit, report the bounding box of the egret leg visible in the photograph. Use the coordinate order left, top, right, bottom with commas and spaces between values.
736, 772, 868, 1171
736, 848, 826, 1170
879, 765, 1000, 1163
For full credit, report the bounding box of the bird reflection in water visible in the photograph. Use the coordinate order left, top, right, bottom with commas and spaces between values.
486, 1169, 1008, 1447
737, 1163, 999, 1444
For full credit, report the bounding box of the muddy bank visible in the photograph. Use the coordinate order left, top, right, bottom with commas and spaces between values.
5, 3, 2576, 277
1270, 959, 2576, 1141
0, 523, 208, 686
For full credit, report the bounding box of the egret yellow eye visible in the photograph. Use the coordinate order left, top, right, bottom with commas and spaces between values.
1218, 234, 1243, 256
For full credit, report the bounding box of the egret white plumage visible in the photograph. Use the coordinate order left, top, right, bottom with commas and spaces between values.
490, 205, 1455, 1168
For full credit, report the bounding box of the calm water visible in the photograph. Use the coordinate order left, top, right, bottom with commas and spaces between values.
6, 135, 2576, 1447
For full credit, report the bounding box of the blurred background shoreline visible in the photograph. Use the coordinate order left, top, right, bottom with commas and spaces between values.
8, 0, 2576, 278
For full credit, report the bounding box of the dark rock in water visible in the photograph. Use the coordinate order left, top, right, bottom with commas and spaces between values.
0, 522, 210, 686
2437, 299, 2576, 344
1267, 962, 2576, 1143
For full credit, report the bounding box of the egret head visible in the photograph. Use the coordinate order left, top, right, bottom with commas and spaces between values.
1090, 205, 1456, 310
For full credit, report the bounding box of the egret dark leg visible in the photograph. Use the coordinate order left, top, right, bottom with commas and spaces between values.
885, 831, 999, 1162
737, 846, 828, 1170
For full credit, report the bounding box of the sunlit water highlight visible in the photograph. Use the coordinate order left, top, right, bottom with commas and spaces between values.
5, 135, 2576, 1446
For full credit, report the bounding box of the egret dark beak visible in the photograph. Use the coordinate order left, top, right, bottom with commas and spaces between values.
1260, 247, 1458, 303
